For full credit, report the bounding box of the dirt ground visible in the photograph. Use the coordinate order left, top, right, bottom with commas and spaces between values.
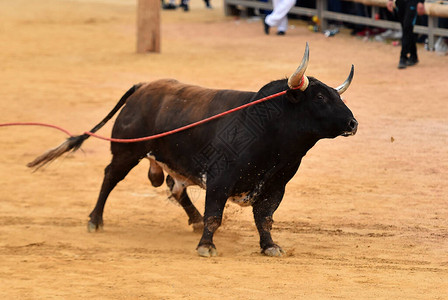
1, 0, 447, 298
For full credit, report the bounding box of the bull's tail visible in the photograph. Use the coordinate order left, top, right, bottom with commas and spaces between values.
27, 83, 142, 170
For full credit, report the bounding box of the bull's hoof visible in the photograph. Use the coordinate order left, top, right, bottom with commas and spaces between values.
262, 245, 285, 257
191, 222, 204, 233
87, 221, 103, 233
197, 245, 218, 257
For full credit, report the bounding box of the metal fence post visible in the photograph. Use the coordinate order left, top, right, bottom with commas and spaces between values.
316, 0, 328, 32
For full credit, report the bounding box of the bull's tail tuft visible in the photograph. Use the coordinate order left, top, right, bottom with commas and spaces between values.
27, 134, 89, 170
27, 83, 142, 171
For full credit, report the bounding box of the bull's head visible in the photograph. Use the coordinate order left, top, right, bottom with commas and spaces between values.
286, 43, 358, 138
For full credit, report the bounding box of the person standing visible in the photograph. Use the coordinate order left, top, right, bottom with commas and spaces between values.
204, 0, 212, 8
263, 0, 296, 35
179, 0, 189, 11
387, 0, 426, 69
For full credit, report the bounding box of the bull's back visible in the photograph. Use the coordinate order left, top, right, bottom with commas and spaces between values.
113, 79, 256, 138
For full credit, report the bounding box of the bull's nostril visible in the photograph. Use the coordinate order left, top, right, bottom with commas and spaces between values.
349, 119, 358, 130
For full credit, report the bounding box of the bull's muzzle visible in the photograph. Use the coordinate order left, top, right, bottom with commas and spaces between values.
341, 118, 358, 137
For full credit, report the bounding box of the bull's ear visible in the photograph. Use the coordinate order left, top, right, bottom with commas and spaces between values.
286, 89, 305, 103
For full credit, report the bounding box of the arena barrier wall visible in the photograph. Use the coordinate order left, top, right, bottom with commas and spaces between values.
223, 0, 448, 50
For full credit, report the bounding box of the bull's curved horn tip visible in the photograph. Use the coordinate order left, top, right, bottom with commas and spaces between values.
335, 64, 354, 95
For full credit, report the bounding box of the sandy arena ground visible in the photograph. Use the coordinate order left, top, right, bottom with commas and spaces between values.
1, 0, 447, 298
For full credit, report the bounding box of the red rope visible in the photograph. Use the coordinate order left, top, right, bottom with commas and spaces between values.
84, 89, 289, 143
0, 122, 73, 136
1, 83, 301, 143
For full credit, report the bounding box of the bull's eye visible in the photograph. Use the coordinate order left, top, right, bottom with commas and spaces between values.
316, 94, 324, 101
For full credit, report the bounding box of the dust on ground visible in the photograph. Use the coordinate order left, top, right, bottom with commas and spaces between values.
1, 0, 447, 299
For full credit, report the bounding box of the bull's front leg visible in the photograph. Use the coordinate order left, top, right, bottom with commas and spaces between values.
252, 186, 286, 257
196, 189, 227, 257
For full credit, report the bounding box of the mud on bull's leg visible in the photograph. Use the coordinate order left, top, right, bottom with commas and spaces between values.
196, 191, 227, 257
197, 216, 221, 257
252, 187, 286, 257
254, 215, 285, 257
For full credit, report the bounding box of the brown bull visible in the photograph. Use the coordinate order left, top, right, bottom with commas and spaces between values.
29, 44, 358, 257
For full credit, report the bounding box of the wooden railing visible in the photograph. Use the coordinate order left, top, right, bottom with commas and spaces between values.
223, 0, 448, 50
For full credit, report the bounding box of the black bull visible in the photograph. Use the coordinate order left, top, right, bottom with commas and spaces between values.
29, 45, 358, 257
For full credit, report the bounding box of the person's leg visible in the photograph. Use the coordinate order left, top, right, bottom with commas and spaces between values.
277, 14, 288, 34
400, 0, 418, 61
395, 0, 409, 68
265, 0, 295, 30
407, 1, 420, 64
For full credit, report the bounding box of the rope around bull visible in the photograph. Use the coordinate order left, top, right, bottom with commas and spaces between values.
0, 83, 303, 143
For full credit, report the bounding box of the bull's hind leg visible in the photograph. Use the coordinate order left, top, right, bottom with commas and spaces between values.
166, 175, 203, 232
87, 153, 140, 232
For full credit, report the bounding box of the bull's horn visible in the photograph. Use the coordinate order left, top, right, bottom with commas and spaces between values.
335, 65, 354, 95
288, 43, 309, 91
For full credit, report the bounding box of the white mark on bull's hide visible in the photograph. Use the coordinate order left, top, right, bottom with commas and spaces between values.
228, 182, 264, 207
200, 172, 207, 188
228, 192, 253, 207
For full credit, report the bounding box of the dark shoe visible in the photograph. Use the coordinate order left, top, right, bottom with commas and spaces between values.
277, 31, 285, 36
406, 57, 419, 66
204, 0, 212, 8
263, 17, 270, 35
179, 0, 189, 11
398, 58, 407, 69
163, 3, 176, 9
